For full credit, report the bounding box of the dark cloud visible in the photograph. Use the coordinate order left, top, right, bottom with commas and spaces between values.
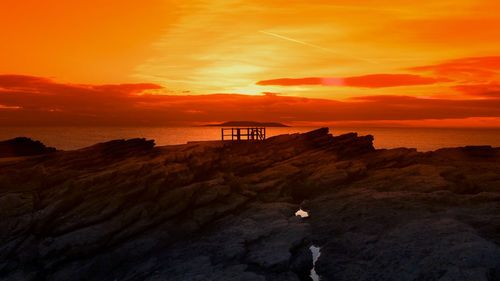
1, 74, 499, 126
453, 84, 500, 98
257, 74, 446, 88
257, 77, 323, 86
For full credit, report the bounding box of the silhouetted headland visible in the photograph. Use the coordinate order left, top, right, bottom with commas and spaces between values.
0, 137, 56, 157
1, 128, 499, 280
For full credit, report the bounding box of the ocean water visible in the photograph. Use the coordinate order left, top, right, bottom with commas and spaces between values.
0, 126, 499, 152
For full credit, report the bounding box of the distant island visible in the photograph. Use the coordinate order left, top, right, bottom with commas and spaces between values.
204, 121, 289, 127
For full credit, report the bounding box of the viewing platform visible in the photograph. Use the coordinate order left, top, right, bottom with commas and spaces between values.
221, 127, 266, 141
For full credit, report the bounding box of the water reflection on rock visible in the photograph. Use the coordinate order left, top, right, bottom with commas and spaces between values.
295, 208, 309, 218
310, 245, 321, 281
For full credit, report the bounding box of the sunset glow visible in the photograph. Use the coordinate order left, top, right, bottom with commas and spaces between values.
1, 0, 499, 126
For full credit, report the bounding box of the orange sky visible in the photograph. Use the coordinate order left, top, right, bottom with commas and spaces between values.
0, 0, 499, 126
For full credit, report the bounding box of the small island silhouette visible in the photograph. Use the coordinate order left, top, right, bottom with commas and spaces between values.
204, 121, 289, 127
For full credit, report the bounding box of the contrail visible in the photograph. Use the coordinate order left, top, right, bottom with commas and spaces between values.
326, 4, 405, 14
259, 30, 377, 64
259, 31, 333, 53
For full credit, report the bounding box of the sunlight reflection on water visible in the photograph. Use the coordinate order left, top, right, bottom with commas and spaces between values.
295, 209, 309, 218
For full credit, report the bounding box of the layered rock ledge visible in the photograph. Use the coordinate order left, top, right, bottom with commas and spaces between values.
0, 128, 499, 281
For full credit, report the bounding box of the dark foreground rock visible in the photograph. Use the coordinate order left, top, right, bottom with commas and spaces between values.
0, 128, 499, 281
0, 137, 56, 158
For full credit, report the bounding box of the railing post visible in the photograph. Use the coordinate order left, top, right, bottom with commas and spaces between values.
222, 127, 267, 142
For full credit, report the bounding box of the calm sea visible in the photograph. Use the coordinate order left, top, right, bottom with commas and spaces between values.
0, 126, 499, 152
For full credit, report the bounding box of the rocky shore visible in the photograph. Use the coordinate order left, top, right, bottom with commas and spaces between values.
0, 128, 499, 281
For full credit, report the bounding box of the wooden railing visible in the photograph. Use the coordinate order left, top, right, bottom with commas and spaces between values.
221, 127, 266, 141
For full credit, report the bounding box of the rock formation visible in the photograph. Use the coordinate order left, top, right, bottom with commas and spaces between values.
0, 137, 56, 158
0, 128, 499, 280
